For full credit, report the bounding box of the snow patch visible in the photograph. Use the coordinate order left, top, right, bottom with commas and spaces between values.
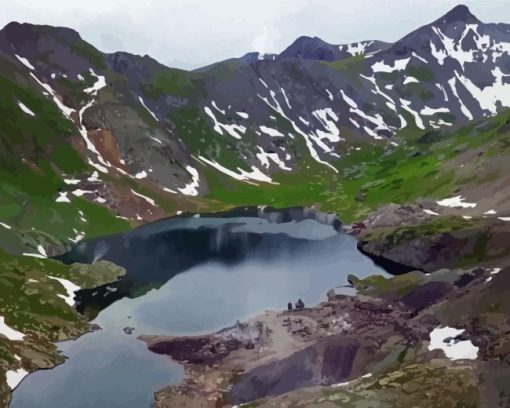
346, 41, 373, 56
17, 101, 35, 116
0, 316, 25, 341
71, 189, 93, 197
448, 76, 473, 120
340, 89, 358, 109
56, 191, 71, 203
134, 170, 148, 179
280, 88, 292, 109
204, 106, 246, 139
30, 73, 75, 118
256, 146, 291, 171
6, 368, 28, 390
437, 196, 476, 209
420, 106, 450, 115
48, 276, 81, 306
431, 26, 474, 70
87, 171, 100, 182
15, 54, 35, 70
412, 52, 428, 64
22, 252, 46, 259
400, 99, 425, 130
436, 83, 449, 102
211, 100, 226, 114
197, 156, 275, 184
163, 187, 177, 194
257, 90, 337, 172
130, 189, 157, 206
311, 108, 342, 150
428, 326, 478, 360
372, 57, 410, 73
178, 166, 201, 196
83, 69, 107, 95
64, 178, 81, 185
138, 96, 159, 121
87, 158, 108, 174
259, 125, 284, 137
37, 245, 47, 257
403, 76, 419, 85
299, 116, 310, 126
455, 68, 510, 116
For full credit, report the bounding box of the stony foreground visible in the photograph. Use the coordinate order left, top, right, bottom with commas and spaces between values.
140, 263, 510, 407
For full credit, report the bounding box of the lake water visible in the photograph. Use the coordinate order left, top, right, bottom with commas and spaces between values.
11, 208, 389, 408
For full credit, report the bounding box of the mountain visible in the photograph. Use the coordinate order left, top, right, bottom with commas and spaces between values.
277, 36, 390, 61
1, 5, 510, 257
4, 4, 510, 406
0, 5, 509, 249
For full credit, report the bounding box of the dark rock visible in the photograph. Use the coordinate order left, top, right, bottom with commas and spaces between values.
401, 281, 452, 311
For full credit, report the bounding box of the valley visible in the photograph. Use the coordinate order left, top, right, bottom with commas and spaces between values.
1, 4, 510, 407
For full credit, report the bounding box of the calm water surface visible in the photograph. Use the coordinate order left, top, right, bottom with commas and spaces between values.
12, 209, 389, 408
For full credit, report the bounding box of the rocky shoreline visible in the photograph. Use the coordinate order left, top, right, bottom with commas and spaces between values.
0, 260, 125, 408
140, 264, 510, 407
139, 204, 510, 407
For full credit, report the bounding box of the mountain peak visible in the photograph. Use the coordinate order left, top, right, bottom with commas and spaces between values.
436, 4, 480, 25
278, 36, 340, 61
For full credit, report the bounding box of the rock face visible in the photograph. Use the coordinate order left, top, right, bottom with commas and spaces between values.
351, 204, 510, 272
141, 266, 510, 407
145, 320, 268, 365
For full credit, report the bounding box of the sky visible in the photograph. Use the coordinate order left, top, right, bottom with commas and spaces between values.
1, 0, 510, 70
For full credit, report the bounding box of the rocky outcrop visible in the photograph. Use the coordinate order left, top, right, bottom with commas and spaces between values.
141, 265, 510, 407
349, 204, 510, 273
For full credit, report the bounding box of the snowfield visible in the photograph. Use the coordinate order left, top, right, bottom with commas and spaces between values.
0, 316, 25, 341
48, 276, 81, 306
437, 196, 476, 208
428, 326, 479, 360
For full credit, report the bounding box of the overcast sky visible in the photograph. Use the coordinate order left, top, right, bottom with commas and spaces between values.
1, 0, 509, 69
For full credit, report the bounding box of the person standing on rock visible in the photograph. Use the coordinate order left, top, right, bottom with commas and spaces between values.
295, 298, 304, 310
287, 302, 293, 311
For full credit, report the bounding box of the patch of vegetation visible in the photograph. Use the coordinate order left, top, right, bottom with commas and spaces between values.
349, 271, 425, 298
141, 68, 204, 99
406, 65, 435, 82
403, 82, 434, 101
70, 41, 106, 70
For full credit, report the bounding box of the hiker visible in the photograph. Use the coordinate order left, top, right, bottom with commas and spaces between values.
287, 302, 293, 311
295, 298, 305, 310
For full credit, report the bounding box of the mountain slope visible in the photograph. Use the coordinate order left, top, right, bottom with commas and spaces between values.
2, 5, 510, 255
277, 36, 389, 61
4, 4, 510, 405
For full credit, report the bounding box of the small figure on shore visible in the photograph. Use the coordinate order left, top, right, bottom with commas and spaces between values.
287, 302, 293, 311
327, 289, 336, 301
295, 298, 305, 310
